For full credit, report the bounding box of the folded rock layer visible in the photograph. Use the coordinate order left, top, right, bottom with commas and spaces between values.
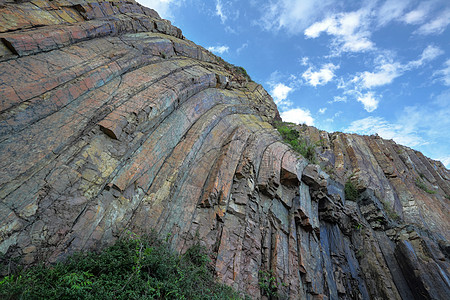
0, 1, 449, 299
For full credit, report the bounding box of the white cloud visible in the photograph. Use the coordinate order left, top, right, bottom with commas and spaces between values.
345, 116, 425, 147
354, 61, 403, 89
304, 9, 375, 53
329, 96, 347, 103
215, 0, 227, 23
402, 1, 433, 24
300, 57, 309, 66
302, 63, 339, 86
137, 0, 180, 19
237, 42, 248, 54
280, 108, 314, 125
342, 46, 441, 112
416, 9, 450, 35
434, 59, 450, 86
270, 83, 293, 108
403, 9, 427, 24
258, 0, 335, 33
207, 45, 229, 55
352, 46, 443, 89
318, 108, 327, 114
357, 92, 379, 112
324, 111, 342, 123
406, 45, 444, 68
377, 0, 411, 27
345, 96, 450, 167
437, 156, 450, 168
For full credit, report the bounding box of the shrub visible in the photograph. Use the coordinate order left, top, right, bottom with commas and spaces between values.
233, 66, 252, 82
258, 270, 278, 298
344, 180, 359, 201
0, 232, 245, 300
275, 123, 317, 163
415, 178, 437, 194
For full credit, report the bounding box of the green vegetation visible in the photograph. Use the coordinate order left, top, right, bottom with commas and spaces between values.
446, 195, 450, 200
344, 180, 359, 201
0, 232, 245, 300
258, 270, 278, 298
232, 66, 252, 82
275, 123, 317, 163
355, 249, 366, 259
213, 55, 252, 82
380, 200, 401, 222
415, 178, 437, 194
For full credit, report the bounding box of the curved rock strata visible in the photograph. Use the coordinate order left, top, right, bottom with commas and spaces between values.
0, 1, 449, 299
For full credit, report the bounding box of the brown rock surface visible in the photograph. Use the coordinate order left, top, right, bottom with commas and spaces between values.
1, 1, 449, 299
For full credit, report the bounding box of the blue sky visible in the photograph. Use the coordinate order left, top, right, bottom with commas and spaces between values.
138, 0, 450, 167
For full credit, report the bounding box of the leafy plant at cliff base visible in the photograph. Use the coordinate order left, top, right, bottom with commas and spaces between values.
344, 179, 359, 201
415, 177, 437, 194
258, 270, 278, 298
275, 122, 317, 164
0, 232, 246, 300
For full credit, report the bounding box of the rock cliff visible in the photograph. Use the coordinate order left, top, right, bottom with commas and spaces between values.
0, 1, 449, 299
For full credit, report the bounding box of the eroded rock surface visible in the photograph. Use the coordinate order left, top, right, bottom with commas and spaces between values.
0, 1, 449, 299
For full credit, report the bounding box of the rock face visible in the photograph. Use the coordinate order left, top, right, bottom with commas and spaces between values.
0, 1, 449, 299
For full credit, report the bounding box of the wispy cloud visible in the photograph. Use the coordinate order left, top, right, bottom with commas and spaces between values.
328, 96, 347, 103
345, 92, 450, 167
402, 1, 433, 24
300, 57, 310, 66
258, 0, 335, 33
325, 111, 342, 123
345, 116, 426, 147
437, 156, 450, 168
280, 108, 315, 125
376, 0, 411, 27
302, 63, 339, 86
406, 45, 444, 68
207, 45, 229, 55
416, 9, 450, 35
434, 59, 450, 86
236, 42, 248, 54
215, 0, 227, 23
318, 108, 327, 114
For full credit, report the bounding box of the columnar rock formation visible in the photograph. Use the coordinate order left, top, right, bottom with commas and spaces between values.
0, 1, 449, 299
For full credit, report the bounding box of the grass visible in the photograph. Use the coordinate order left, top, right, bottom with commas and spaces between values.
0, 232, 246, 300
275, 123, 317, 163
344, 179, 359, 201
213, 55, 252, 82
380, 200, 401, 222
415, 178, 437, 194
